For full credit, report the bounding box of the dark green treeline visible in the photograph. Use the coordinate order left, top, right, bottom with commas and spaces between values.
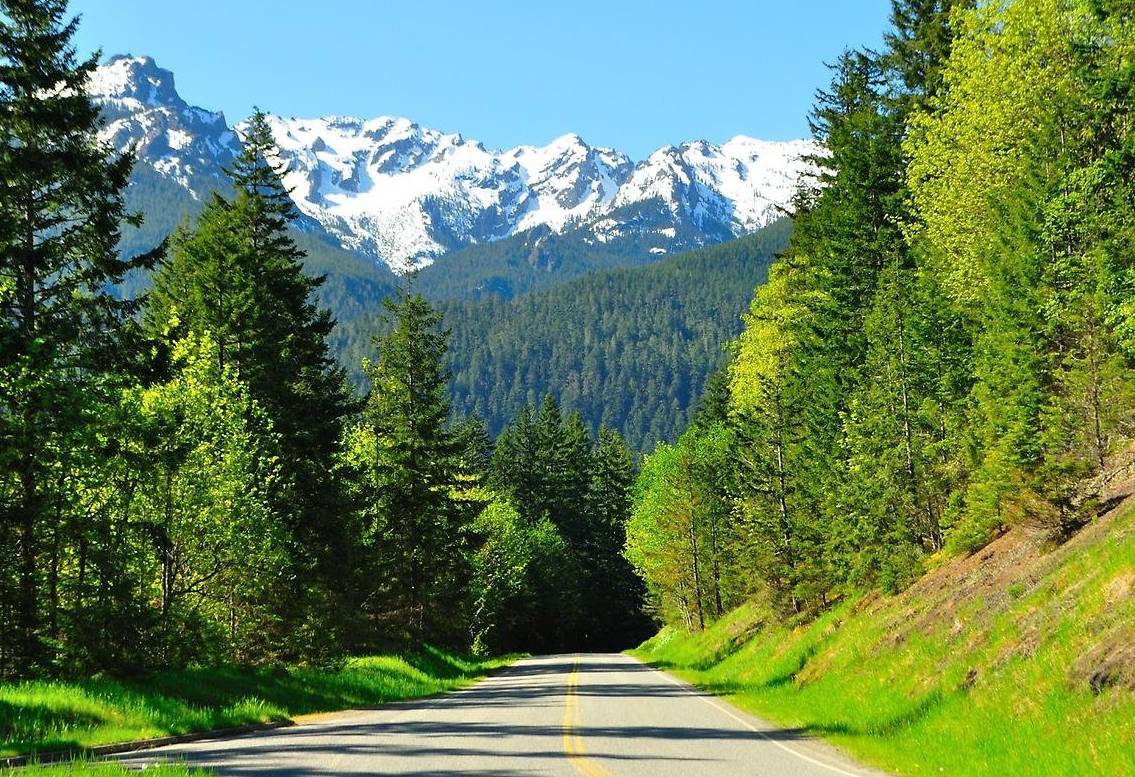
441, 223, 790, 453
628, 0, 1135, 629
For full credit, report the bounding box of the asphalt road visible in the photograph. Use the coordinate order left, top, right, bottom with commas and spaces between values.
115, 653, 888, 776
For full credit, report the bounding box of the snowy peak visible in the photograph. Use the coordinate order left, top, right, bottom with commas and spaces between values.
504, 134, 633, 231
92, 55, 239, 194
89, 55, 815, 273
614, 136, 811, 235
87, 55, 180, 108
263, 114, 643, 270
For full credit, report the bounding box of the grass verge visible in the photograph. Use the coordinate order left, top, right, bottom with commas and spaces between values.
634, 500, 1135, 776
0, 645, 512, 761
8, 763, 204, 775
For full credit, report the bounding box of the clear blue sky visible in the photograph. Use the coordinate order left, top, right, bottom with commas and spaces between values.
69, 0, 892, 160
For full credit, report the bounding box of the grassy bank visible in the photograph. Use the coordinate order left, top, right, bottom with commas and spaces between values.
0, 646, 511, 760
635, 499, 1135, 776
10, 764, 204, 775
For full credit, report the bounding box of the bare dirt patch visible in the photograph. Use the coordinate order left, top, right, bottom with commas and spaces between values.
1070, 629, 1135, 693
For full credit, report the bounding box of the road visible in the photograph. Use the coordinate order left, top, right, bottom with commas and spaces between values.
115, 653, 888, 776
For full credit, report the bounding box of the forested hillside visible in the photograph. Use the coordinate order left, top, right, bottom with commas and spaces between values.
621, 1, 1135, 771
414, 198, 775, 302
631, 0, 1135, 626
442, 221, 790, 452
414, 224, 648, 302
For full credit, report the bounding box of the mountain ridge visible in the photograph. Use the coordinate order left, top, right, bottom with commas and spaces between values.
89, 54, 815, 275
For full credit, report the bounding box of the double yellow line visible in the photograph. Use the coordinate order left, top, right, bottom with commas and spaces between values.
562, 654, 616, 777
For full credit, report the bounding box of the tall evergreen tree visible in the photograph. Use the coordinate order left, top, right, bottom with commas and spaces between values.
145, 111, 356, 652
0, 0, 153, 675
490, 403, 541, 516
360, 290, 472, 641
886, 0, 975, 108
586, 426, 652, 648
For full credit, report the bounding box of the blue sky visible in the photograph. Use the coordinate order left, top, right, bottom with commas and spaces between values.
69, 0, 892, 160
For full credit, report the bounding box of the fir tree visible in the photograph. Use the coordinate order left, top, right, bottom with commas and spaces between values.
146, 111, 357, 653
0, 0, 153, 675
586, 426, 652, 648
361, 290, 470, 641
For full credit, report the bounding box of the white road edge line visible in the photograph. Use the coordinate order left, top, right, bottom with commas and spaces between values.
631, 656, 874, 777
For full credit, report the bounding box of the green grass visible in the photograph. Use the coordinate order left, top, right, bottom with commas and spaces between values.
8, 762, 204, 775
635, 503, 1135, 776
0, 645, 513, 760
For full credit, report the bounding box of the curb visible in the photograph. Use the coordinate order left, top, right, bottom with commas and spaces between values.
0, 720, 294, 770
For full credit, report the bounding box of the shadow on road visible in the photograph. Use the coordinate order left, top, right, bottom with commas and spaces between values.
115, 654, 823, 777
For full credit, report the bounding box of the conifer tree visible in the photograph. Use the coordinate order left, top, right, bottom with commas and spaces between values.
361, 290, 471, 640
551, 409, 595, 545
146, 111, 356, 651
0, 0, 153, 675
886, 0, 975, 109
586, 426, 652, 648
490, 403, 541, 519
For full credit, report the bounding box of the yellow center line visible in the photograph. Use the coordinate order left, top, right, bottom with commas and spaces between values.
563, 654, 616, 777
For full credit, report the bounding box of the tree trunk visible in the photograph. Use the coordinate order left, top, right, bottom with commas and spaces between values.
687, 495, 706, 631
15, 196, 41, 673
772, 407, 800, 614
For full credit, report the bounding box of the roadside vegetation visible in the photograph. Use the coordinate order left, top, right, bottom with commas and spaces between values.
636, 494, 1135, 776
0, 646, 507, 760
7, 764, 204, 775
628, 1, 1135, 774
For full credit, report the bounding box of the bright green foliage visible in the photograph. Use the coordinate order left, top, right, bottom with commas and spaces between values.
468, 499, 566, 655
906, 0, 1082, 309
0, 331, 288, 674
729, 261, 840, 612
119, 335, 287, 665
16, 765, 205, 776
626, 425, 738, 629
904, 0, 1135, 547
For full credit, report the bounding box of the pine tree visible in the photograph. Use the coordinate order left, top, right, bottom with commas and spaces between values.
361, 290, 470, 641
586, 426, 652, 648
551, 409, 595, 545
0, 0, 153, 675
490, 403, 541, 519
885, 0, 976, 109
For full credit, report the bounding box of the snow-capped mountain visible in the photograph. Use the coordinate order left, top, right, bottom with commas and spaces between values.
90, 55, 815, 273
263, 116, 635, 271
91, 55, 240, 195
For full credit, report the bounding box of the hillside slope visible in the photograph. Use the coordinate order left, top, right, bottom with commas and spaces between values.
636, 478, 1135, 776
435, 221, 792, 451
